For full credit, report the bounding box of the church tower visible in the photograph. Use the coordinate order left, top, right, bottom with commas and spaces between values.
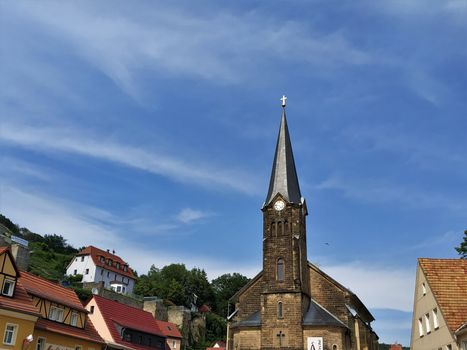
260, 96, 310, 349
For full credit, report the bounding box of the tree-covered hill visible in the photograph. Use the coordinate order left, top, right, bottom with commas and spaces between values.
1, 213, 78, 281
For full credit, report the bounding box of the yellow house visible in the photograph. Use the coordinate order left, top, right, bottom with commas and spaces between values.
0, 247, 39, 350
18, 271, 105, 350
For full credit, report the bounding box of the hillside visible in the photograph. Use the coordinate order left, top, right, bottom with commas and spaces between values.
0, 213, 78, 281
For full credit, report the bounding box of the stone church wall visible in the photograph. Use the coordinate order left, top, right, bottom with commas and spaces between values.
233, 329, 261, 350
303, 327, 346, 350
309, 267, 348, 323
237, 276, 263, 319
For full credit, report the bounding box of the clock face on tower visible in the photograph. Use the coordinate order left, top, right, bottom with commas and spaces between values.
274, 199, 285, 211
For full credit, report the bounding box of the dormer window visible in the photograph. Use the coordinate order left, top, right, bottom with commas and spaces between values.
2, 278, 16, 297
49, 306, 64, 322
123, 265, 128, 272
70, 312, 79, 326
99, 256, 105, 263
116, 262, 120, 269
107, 259, 112, 266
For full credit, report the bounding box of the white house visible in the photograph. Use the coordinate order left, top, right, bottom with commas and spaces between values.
66, 245, 136, 294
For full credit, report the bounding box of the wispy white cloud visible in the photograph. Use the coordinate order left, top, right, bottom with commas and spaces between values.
318, 262, 415, 311
370, 0, 467, 20
2, 2, 372, 98
176, 208, 214, 224
0, 185, 257, 278
0, 123, 258, 194
314, 174, 467, 214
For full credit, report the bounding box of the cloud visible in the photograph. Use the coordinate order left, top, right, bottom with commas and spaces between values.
318, 262, 415, 311
176, 208, 214, 224
3, 2, 372, 98
0, 122, 258, 195
314, 175, 467, 214
0, 185, 258, 278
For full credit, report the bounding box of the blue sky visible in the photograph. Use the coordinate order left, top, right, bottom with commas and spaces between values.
1, 1, 466, 345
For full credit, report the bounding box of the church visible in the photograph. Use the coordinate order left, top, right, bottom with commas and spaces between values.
227, 97, 378, 350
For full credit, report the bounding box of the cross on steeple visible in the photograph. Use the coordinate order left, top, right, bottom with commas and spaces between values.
276, 331, 285, 347
281, 95, 287, 107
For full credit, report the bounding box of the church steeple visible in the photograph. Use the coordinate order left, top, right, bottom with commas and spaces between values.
264, 96, 302, 206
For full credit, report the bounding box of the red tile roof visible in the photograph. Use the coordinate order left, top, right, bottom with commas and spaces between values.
0, 248, 40, 316
35, 318, 104, 344
419, 258, 467, 333
19, 271, 87, 312
155, 320, 182, 339
89, 295, 165, 348
0, 279, 40, 316
78, 246, 136, 279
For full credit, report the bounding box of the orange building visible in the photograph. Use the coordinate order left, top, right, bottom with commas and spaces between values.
0, 247, 39, 350
1, 246, 104, 350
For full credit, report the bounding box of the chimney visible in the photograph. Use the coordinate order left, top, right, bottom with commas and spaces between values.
112, 249, 115, 255
106, 249, 110, 253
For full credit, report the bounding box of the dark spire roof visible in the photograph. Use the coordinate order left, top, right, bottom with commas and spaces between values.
264, 105, 302, 206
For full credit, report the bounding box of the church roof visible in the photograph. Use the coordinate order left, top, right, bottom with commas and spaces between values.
232, 311, 261, 328
264, 106, 302, 206
303, 299, 348, 328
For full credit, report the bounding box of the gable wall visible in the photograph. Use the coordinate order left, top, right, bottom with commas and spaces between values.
237, 275, 263, 319
309, 266, 348, 324
410, 264, 456, 350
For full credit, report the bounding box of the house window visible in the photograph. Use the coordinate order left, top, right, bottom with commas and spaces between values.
70, 312, 79, 326
277, 258, 284, 281
36, 337, 46, 350
49, 306, 64, 322
75, 346, 82, 350
173, 340, 177, 348
90, 306, 95, 314
422, 282, 426, 296
446, 345, 452, 350
122, 286, 126, 293
107, 259, 112, 266
100, 270, 103, 275
116, 262, 120, 269
117, 286, 121, 292
107, 271, 110, 278
332, 346, 338, 350
3, 324, 17, 345
100, 256, 105, 262
85, 269, 89, 275
81, 256, 84, 262
277, 301, 283, 319
2, 278, 16, 297
124, 265, 128, 272
418, 318, 424, 337
425, 313, 431, 333
433, 308, 439, 329
73, 269, 77, 275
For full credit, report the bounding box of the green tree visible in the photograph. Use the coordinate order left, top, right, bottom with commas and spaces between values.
455, 230, 467, 258
0, 214, 20, 235
211, 273, 250, 317
134, 263, 214, 308
205, 312, 226, 342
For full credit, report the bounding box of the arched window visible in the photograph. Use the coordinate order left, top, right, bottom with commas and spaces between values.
271, 222, 276, 237
284, 220, 288, 234
277, 301, 283, 319
277, 258, 284, 281
332, 345, 338, 350
278, 221, 283, 235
